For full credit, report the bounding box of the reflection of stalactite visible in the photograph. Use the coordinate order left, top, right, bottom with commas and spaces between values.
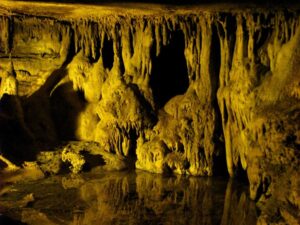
221, 179, 257, 225
221, 179, 234, 225
74, 172, 257, 225
0, 170, 257, 225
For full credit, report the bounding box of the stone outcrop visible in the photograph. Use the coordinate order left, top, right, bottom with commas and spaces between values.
0, 2, 299, 223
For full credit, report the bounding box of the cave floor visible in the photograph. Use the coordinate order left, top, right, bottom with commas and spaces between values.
0, 170, 257, 225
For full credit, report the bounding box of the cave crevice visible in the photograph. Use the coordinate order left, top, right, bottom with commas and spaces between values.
50, 82, 87, 141
150, 29, 189, 109
223, 99, 229, 124
102, 34, 114, 70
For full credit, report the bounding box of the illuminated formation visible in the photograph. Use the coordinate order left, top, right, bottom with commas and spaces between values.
0, 2, 299, 224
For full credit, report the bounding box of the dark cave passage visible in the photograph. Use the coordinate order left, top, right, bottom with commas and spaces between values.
50, 82, 87, 141
150, 30, 189, 109
210, 24, 227, 176
0, 95, 36, 164
102, 34, 114, 70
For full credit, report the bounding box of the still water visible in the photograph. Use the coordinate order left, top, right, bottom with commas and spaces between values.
0, 170, 257, 225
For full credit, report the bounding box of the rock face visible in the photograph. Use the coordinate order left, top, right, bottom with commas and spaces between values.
0, 2, 299, 224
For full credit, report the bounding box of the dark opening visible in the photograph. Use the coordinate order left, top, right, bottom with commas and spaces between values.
283, 134, 298, 148
81, 152, 105, 171
8, 17, 14, 53
254, 28, 270, 55
223, 100, 228, 124
0, 94, 36, 164
210, 24, 221, 100
227, 15, 237, 70
118, 47, 125, 76
50, 82, 87, 141
235, 159, 249, 184
210, 24, 227, 177
212, 132, 227, 177
150, 30, 189, 109
262, 124, 266, 136
242, 19, 249, 59
76, 88, 86, 102
129, 28, 134, 57
91, 23, 101, 63
241, 120, 245, 130
123, 128, 140, 168
102, 34, 114, 70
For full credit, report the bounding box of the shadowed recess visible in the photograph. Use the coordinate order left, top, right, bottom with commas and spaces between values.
102, 34, 114, 70
50, 82, 87, 141
150, 30, 189, 108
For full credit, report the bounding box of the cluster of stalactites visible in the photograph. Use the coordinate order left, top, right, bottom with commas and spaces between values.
215, 11, 300, 177
67, 15, 215, 73
0, 10, 299, 179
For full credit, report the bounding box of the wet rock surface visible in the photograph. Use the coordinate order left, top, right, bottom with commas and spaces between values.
0, 171, 257, 225
0, 1, 299, 224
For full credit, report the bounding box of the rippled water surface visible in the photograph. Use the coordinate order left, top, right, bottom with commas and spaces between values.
0, 170, 257, 225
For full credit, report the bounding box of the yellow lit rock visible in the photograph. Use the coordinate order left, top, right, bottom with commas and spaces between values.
0, 1, 299, 224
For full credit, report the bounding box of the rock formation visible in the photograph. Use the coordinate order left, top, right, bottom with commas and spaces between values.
0, 1, 299, 224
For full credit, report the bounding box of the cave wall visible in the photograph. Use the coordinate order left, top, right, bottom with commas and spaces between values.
0, 7, 300, 220
0, 12, 226, 176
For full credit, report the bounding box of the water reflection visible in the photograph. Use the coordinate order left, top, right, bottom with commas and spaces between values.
0, 171, 257, 225
221, 180, 257, 225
